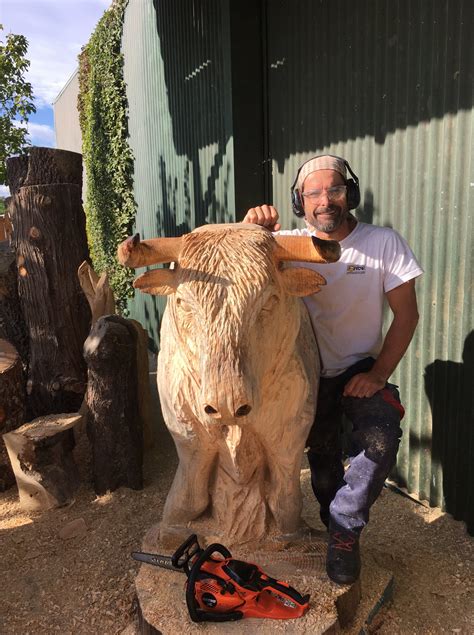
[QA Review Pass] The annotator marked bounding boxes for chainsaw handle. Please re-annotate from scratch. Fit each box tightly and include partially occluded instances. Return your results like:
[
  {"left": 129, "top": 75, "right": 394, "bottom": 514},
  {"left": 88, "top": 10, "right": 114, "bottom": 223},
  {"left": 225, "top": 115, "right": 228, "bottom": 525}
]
[
  {"left": 262, "top": 577, "right": 310, "bottom": 607},
  {"left": 186, "top": 542, "right": 243, "bottom": 623},
  {"left": 171, "top": 534, "right": 201, "bottom": 571}
]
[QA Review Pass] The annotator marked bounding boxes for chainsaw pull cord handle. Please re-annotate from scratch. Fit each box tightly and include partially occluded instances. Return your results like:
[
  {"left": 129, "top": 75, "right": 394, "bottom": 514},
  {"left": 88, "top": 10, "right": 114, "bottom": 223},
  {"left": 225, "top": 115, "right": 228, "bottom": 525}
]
[{"left": 186, "top": 543, "right": 244, "bottom": 623}]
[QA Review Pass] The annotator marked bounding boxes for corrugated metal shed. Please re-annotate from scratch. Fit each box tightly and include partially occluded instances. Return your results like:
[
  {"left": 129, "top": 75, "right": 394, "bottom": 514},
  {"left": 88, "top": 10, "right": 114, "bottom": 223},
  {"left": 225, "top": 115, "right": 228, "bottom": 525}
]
[
  {"left": 266, "top": 0, "right": 473, "bottom": 529},
  {"left": 120, "top": 0, "right": 473, "bottom": 530},
  {"left": 122, "top": 0, "right": 236, "bottom": 341}
]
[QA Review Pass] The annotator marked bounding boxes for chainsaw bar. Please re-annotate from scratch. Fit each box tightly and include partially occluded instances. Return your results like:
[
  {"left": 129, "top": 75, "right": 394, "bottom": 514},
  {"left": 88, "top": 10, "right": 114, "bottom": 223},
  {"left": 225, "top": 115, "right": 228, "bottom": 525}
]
[{"left": 131, "top": 551, "right": 185, "bottom": 572}]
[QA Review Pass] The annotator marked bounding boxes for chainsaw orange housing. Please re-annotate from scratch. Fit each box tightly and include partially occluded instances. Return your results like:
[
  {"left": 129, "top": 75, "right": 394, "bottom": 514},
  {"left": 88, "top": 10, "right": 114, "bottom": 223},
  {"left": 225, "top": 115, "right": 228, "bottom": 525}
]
[{"left": 191, "top": 557, "right": 310, "bottom": 620}]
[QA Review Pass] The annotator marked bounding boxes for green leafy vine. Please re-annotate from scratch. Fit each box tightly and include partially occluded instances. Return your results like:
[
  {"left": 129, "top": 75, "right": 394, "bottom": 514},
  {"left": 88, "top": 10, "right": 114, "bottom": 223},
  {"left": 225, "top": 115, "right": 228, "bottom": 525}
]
[{"left": 78, "top": 0, "right": 135, "bottom": 313}]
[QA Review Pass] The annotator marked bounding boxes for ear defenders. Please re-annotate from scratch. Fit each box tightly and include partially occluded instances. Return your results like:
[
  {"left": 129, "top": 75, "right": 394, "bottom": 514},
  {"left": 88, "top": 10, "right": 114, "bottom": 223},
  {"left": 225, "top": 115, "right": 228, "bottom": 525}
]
[{"left": 290, "top": 155, "right": 360, "bottom": 217}]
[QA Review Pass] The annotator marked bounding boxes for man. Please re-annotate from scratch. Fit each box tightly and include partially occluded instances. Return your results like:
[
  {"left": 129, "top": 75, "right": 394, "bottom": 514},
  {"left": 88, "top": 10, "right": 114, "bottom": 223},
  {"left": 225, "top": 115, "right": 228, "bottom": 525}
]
[{"left": 242, "top": 155, "right": 423, "bottom": 585}]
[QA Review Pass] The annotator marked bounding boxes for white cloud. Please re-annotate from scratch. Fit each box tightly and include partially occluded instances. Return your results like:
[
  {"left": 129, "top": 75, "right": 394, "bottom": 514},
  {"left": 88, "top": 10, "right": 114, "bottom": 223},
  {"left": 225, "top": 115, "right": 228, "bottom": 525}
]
[
  {"left": 27, "top": 122, "right": 56, "bottom": 146},
  {"left": 1, "top": 1, "right": 110, "bottom": 105},
  {"left": 13, "top": 119, "right": 56, "bottom": 147},
  {"left": 0, "top": 185, "right": 10, "bottom": 198}
]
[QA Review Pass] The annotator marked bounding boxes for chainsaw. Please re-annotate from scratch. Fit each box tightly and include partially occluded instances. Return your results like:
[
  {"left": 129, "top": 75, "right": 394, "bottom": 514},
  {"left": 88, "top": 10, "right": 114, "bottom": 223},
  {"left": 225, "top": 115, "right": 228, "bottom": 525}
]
[{"left": 132, "top": 533, "right": 310, "bottom": 623}]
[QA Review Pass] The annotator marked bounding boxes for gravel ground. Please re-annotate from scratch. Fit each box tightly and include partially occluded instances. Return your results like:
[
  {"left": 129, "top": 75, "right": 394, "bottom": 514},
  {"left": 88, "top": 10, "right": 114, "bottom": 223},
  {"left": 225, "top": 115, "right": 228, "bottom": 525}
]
[{"left": 1, "top": 370, "right": 473, "bottom": 634}]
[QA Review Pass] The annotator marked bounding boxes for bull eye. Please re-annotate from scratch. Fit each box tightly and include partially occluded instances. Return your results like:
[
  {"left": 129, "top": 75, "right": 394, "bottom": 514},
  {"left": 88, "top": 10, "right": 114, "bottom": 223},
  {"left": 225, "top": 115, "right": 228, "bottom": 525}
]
[
  {"left": 261, "top": 294, "right": 279, "bottom": 313},
  {"left": 176, "top": 297, "right": 192, "bottom": 313}
]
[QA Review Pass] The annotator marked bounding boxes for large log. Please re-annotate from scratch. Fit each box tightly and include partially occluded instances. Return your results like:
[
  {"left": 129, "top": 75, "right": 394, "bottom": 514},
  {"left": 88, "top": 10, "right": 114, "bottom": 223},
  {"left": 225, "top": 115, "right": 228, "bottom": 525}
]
[
  {"left": 3, "top": 413, "right": 81, "bottom": 509},
  {"left": 6, "top": 148, "right": 91, "bottom": 418},
  {"left": 84, "top": 315, "right": 143, "bottom": 495},
  {"left": 0, "top": 339, "right": 25, "bottom": 490}
]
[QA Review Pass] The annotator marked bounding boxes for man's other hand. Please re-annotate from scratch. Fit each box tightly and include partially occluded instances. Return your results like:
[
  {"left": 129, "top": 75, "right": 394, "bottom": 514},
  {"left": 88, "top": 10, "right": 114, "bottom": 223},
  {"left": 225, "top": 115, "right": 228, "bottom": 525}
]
[
  {"left": 242, "top": 205, "right": 281, "bottom": 231},
  {"left": 343, "top": 371, "right": 386, "bottom": 399}
]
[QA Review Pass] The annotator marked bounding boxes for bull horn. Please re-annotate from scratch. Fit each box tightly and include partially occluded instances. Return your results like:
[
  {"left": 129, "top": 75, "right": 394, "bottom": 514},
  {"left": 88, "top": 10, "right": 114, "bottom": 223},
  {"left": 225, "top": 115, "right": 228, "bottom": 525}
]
[
  {"left": 274, "top": 235, "right": 341, "bottom": 264},
  {"left": 117, "top": 234, "right": 184, "bottom": 269}
]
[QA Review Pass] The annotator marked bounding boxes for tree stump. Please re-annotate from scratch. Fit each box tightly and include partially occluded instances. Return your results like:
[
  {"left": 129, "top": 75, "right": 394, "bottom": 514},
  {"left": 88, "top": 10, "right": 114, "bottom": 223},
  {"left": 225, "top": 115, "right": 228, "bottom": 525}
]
[
  {"left": 84, "top": 315, "right": 143, "bottom": 495},
  {"left": 3, "top": 413, "right": 81, "bottom": 510},
  {"left": 78, "top": 262, "right": 154, "bottom": 448},
  {"left": 6, "top": 148, "right": 91, "bottom": 418},
  {"left": 0, "top": 339, "right": 26, "bottom": 490}
]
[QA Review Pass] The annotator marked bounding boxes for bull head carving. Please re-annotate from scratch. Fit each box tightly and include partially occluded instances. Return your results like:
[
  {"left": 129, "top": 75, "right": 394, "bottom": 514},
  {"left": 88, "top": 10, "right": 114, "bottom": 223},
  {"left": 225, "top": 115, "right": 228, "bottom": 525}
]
[{"left": 117, "top": 224, "right": 340, "bottom": 298}]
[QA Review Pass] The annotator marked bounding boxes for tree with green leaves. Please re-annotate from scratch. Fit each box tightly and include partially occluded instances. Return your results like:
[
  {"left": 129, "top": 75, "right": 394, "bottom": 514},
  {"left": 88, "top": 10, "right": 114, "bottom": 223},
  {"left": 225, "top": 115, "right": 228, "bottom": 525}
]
[{"left": 0, "top": 24, "right": 36, "bottom": 185}]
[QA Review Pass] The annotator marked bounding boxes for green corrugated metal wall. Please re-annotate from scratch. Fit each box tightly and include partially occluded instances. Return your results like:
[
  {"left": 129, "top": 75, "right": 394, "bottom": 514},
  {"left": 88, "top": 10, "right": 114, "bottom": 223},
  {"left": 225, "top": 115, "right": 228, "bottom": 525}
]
[
  {"left": 266, "top": 0, "right": 473, "bottom": 531},
  {"left": 121, "top": 0, "right": 473, "bottom": 531},
  {"left": 122, "top": 0, "right": 236, "bottom": 339}
]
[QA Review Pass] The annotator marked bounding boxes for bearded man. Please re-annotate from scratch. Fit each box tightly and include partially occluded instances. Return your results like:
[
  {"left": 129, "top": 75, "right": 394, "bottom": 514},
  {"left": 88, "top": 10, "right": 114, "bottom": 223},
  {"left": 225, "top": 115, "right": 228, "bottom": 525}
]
[{"left": 242, "top": 155, "right": 423, "bottom": 585}]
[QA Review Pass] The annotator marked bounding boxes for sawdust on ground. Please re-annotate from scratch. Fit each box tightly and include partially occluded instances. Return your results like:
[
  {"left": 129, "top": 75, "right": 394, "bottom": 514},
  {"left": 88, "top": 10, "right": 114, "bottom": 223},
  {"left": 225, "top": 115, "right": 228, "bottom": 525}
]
[{"left": 0, "top": 370, "right": 473, "bottom": 634}]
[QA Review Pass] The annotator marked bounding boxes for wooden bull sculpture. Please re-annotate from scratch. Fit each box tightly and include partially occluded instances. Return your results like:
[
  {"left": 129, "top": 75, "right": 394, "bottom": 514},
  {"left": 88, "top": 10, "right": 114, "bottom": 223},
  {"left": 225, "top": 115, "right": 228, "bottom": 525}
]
[{"left": 118, "top": 224, "right": 340, "bottom": 545}]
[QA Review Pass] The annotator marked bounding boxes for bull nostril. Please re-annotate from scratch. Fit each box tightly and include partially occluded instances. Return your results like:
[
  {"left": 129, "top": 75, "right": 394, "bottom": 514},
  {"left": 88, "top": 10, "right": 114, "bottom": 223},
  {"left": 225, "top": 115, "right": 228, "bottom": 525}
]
[
  {"left": 204, "top": 405, "right": 219, "bottom": 415},
  {"left": 235, "top": 404, "right": 252, "bottom": 417}
]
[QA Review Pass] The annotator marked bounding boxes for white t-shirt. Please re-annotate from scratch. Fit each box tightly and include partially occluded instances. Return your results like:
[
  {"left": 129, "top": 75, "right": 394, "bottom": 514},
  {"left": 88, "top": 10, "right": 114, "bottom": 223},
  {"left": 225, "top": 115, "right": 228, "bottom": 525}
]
[{"left": 278, "top": 222, "right": 424, "bottom": 377}]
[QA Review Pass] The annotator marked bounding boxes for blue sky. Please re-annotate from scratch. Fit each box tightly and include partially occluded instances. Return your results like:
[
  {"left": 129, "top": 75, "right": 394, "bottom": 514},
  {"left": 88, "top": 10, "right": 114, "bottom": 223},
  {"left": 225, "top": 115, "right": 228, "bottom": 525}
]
[{"left": 1, "top": 0, "right": 109, "bottom": 192}]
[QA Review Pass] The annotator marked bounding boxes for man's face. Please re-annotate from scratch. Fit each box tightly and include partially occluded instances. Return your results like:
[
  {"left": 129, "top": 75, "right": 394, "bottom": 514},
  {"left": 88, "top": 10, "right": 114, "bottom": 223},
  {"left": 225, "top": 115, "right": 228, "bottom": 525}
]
[{"left": 302, "top": 169, "right": 348, "bottom": 233}]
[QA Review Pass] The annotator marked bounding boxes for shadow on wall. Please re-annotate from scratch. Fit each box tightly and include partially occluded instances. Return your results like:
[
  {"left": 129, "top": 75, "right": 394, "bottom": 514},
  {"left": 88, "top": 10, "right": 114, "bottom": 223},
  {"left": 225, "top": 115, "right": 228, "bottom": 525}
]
[
  {"left": 266, "top": 0, "right": 473, "bottom": 171},
  {"left": 152, "top": 0, "right": 231, "bottom": 227},
  {"left": 423, "top": 330, "right": 474, "bottom": 535},
  {"left": 355, "top": 188, "right": 375, "bottom": 225}
]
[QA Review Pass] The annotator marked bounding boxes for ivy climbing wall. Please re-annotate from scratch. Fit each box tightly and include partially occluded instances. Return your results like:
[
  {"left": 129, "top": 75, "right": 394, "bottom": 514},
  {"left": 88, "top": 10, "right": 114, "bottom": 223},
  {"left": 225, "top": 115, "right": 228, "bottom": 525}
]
[{"left": 78, "top": 0, "right": 136, "bottom": 313}]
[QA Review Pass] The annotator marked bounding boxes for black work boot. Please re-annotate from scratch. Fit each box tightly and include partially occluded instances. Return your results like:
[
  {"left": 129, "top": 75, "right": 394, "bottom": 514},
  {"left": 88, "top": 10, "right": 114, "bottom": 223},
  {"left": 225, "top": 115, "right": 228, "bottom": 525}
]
[{"left": 326, "top": 524, "right": 361, "bottom": 585}]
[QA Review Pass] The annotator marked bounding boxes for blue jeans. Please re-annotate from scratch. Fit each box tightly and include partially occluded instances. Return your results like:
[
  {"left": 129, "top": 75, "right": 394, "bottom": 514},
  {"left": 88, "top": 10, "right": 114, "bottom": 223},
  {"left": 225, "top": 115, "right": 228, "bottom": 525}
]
[{"left": 306, "top": 357, "right": 404, "bottom": 533}]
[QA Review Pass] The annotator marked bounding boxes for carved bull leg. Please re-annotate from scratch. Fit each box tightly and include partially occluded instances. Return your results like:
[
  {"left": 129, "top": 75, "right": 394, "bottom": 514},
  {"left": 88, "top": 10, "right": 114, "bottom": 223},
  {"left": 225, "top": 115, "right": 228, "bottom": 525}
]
[
  {"left": 266, "top": 453, "right": 306, "bottom": 536},
  {"left": 161, "top": 435, "right": 217, "bottom": 528}
]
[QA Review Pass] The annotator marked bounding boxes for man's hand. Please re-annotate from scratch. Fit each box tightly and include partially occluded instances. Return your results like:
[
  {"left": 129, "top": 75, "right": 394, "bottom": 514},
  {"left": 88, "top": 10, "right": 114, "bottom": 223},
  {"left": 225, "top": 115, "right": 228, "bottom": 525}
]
[
  {"left": 343, "top": 370, "right": 386, "bottom": 399},
  {"left": 242, "top": 205, "right": 281, "bottom": 231}
]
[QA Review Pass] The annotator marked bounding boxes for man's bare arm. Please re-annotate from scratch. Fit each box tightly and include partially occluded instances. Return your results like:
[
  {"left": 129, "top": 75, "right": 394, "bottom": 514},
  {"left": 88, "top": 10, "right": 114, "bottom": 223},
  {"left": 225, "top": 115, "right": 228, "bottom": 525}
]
[{"left": 343, "top": 278, "right": 420, "bottom": 398}]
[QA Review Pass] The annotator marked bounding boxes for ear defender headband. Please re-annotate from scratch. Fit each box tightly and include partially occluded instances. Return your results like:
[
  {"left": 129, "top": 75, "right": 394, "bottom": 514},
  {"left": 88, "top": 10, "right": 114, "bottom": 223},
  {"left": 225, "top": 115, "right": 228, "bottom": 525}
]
[{"left": 290, "top": 155, "right": 361, "bottom": 217}]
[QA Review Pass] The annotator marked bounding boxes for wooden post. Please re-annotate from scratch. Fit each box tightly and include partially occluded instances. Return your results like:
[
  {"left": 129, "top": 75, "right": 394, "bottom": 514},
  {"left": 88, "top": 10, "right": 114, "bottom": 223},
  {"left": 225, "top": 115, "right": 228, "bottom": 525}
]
[
  {"left": 3, "top": 413, "right": 81, "bottom": 509},
  {"left": 0, "top": 339, "right": 25, "bottom": 490},
  {"left": 6, "top": 148, "right": 91, "bottom": 418},
  {"left": 84, "top": 315, "right": 143, "bottom": 495}
]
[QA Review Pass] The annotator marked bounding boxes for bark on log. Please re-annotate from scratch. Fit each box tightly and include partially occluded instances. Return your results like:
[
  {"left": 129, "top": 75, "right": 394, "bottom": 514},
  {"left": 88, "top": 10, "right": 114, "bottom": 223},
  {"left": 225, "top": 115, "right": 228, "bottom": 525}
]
[
  {"left": 0, "top": 242, "right": 29, "bottom": 365},
  {"left": 5, "top": 155, "right": 29, "bottom": 196},
  {"left": 84, "top": 315, "right": 143, "bottom": 495},
  {"left": 7, "top": 148, "right": 91, "bottom": 418},
  {"left": 3, "top": 413, "right": 81, "bottom": 510},
  {"left": 0, "top": 340, "right": 26, "bottom": 490},
  {"left": 129, "top": 319, "right": 154, "bottom": 449}
]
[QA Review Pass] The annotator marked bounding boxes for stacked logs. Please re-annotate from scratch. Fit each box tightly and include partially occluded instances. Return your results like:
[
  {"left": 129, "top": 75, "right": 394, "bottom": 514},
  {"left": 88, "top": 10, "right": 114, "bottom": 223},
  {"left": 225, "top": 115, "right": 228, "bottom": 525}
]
[{"left": 1, "top": 147, "right": 148, "bottom": 509}]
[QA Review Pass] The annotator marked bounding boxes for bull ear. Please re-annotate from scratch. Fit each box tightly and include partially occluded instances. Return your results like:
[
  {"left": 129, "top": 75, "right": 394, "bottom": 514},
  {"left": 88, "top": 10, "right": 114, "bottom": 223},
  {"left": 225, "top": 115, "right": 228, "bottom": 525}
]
[
  {"left": 133, "top": 268, "right": 178, "bottom": 296},
  {"left": 279, "top": 267, "right": 326, "bottom": 297}
]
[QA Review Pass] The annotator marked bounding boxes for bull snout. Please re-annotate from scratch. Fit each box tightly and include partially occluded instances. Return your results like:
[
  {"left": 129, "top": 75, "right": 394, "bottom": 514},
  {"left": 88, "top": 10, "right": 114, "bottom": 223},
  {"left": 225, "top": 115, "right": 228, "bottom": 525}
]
[
  {"left": 203, "top": 402, "right": 252, "bottom": 419},
  {"left": 202, "top": 378, "right": 254, "bottom": 422}
]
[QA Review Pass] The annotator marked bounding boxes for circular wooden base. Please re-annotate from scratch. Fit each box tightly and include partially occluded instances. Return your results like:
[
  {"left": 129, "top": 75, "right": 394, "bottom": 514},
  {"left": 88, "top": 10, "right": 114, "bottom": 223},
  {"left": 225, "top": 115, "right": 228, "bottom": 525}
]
[{"left": 133, "top": 523, "right": 393, "bottom": 634}]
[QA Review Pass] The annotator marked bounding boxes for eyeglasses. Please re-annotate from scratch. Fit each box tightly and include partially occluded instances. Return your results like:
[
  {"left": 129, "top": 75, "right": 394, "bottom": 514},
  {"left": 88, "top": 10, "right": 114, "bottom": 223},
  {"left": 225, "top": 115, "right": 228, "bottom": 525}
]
[{"left": 301, "top": 185, "right": 347, "bottom": 202}]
